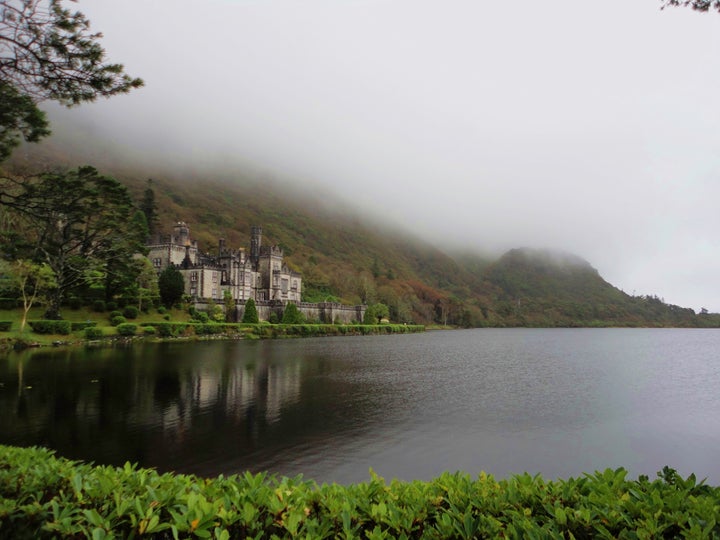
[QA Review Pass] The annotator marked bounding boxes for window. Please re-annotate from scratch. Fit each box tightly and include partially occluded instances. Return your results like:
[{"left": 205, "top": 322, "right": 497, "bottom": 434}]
[
  {"left": 152, "top": 258, "right": 162, "bottom": 268},
  {"left": 281, "top": 279, "right": 289, "bottom": 293},
  {"left": 212, "top": 272, "right": 218, "bottom": 283},
  {"left": 190, "top": 272, "right": 198, "bottom": 282}
]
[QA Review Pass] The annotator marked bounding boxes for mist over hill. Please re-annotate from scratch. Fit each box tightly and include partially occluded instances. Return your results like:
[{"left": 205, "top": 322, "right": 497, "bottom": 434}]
[{"left": 3, "top": 140, "right": 718, "bottom": 328}]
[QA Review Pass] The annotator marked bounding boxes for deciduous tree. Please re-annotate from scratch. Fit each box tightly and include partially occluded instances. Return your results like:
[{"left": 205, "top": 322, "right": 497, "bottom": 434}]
[
  {"left": 363, "top": 302, "right": 389, "bottom": 325},
  {"left": 1, "top": 166, "right": 140, "bottom": 318},
  {"left": 0, "top": 259, "right": 56, "bottom": 331},
  {"left": 223, "top": 289, "right": 236, "bottom": 322}
]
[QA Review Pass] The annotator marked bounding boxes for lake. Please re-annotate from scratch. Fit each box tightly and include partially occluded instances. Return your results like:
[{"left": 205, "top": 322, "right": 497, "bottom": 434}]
[{"left": 1, "top": 328, "right": 719, "bottom": 484}]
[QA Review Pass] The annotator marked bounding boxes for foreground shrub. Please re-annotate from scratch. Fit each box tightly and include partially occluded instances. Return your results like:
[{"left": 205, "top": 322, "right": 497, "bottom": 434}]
[
  {"left": 142, "top": 325, "right": 156, "bottom": 335},
  {"left": 0, "top": 445, "right": 718, "bottom": 539},
  {"left": 92, "top": 300, "right": 106, "bottom": 312},
  {"left": 0, "top": 321, "right": 11, "bottom": 331}
]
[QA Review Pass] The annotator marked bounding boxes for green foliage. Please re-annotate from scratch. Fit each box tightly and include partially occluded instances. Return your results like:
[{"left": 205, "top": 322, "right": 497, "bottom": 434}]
[
  {"left": 84, "top": 327, "right": 103, "bottom": 339},
  {"left": 106, "top": 301, "right": 118, "bottom": 311},
  {"left": 0, "top": 82, "right": 50, "bottom": 161},
  {"left": 0, "top": 259, "right": 57, "bottom": 332},
  {"left": 0, "top": 0, "right": 142, "bottom": 160},
  {"left": 1, "top": 167, "right": 143, "bottom": 319},
  {"left": 191, "top": 310, "right": 210, "bottom": 323},
  {"left": 122, "top": 306, "right": 139, "bottom": 319},
  {"left": 115, "top": 323, "right": 137, "bottom": 336},
  {"left": 223, "top": 289, "right": 236, "bottom": 322},
  {"left": 110, "top": 315, "right": 126, "bottom": 327},
  {"left": 0, "top": 446, "right": 718, "bottom": 539},
  {"left": 281, "top": 302, "right": 305, "bottom": 324},
  {"left": 158, "top": 265, "right": 185, "bottom": 308},
  {"left": 70, "top": 321, "right": 96, "bottom": 331},
  {"left": 92, "top": 300, "right": 106, "bottom": 312},
  {"left": 28, "top": 320, "right": 71, "bottom": 335},
  {"left": 0, "top": 298, "right": 20, "bottom": 309},
  {"left": 0, "top": 321, "right": 12, "bottom": 331},
  {"left": 242, "top": 298, "right": 259, "bottom": 323},
  {"left": 142, "top": 325, "right": 156, "bottom": 335},
  {"left": 154, "top": 322, "right": 189, "bottom": 337},
  {"left": 267, "top": 312, "right": 279, "bottom": 324},
  {"left": 364, "top": 303, "right": 390, "bottom": 325}
]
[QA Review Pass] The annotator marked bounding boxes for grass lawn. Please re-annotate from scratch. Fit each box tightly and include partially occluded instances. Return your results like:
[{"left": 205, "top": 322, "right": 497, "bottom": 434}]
[{"left": 0, "top": 305, "right": 193, "bottom": 346}]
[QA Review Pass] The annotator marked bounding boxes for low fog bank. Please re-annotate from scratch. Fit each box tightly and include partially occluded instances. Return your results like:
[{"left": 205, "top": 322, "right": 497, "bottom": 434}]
[
  {"left": 23, "top": 108, "right": 718, "bottom": 314},
  {"left": 11, "top": 0, "right": 720, "bottom": 312}
]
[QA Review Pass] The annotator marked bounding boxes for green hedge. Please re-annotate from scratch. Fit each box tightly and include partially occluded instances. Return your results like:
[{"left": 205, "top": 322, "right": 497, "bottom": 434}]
[
  {"left": 28, "top": 320, "right": 71, "bottom": 335},
  {"left": 0, "top": 321, "right": 12, "bottom": 332},
  {"left": 70, "top": 321, "right": 97, "bottom": 331},
  {"left": 0, "top": 297, "right": 20, "bottom": 309},
  {"left": 0, "top": 445, "right": 718, "bottom": 539},
  {"left": 142, "top": 323, "right": 425, "bottom": 340},
  {"left": 154, "top": 322, "right": 190, "bottom": 337}
]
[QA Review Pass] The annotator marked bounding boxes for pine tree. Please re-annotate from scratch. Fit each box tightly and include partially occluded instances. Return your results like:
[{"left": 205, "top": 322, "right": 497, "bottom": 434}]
[
  {"left": 242, "top": 298, "right": 259, "bottom": 323},
  {"left": 140, "top": 179, "right": 159, "bottom": 240}
]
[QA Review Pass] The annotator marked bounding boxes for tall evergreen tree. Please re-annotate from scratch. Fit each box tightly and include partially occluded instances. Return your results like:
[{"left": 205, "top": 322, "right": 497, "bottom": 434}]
[
  {"left": 140, "top": 179, "right": 158, "bottom": 240},
  {"left": 242, "top": 298, "right": 259, "bottom": 323},
  {"left": 158, "top": 265, "right": 185, "bottom": 308}
]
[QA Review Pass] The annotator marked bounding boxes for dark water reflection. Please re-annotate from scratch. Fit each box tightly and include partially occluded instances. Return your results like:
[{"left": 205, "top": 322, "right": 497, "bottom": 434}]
[{"left": 1, "top": 329, "right": 719, "bottom": 484}]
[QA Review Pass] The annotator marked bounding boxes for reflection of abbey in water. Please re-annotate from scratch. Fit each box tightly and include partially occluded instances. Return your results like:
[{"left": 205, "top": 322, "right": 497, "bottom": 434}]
[{"left": 148, "top": 222, "right": 365, "bottom": 322}]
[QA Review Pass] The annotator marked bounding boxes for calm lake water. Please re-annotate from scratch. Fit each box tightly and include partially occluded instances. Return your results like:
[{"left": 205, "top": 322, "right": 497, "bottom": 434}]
[{"left": 1, "top": 329, "right": 719, "bottom": 484}]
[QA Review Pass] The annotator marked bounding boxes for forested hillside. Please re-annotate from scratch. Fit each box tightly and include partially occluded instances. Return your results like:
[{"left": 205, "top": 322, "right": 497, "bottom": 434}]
[{"left": 3, "top": 147, "right": 719, "bottom": 328}]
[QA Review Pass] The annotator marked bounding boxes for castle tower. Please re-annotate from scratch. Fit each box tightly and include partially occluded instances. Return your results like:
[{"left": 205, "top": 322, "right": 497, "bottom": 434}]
[
  {"left": 173, "top": 222, "right": 191, "bottom": 246},
  {"left": 250, "top": 225, "right": 262, "bottom": 267}
]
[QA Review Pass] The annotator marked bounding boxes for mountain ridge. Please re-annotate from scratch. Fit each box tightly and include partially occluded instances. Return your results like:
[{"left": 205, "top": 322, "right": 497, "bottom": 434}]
[{"left": 3, "top": 142, "right": 718, "bottom": 327}]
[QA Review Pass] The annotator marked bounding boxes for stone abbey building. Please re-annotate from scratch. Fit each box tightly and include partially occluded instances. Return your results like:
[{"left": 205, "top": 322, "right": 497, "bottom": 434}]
[
  {"left": 148, "top": 222, "right": 302, "bottom": 303},
  {"left": 148, "top": 222, "right": 364, "bottom": 323}
]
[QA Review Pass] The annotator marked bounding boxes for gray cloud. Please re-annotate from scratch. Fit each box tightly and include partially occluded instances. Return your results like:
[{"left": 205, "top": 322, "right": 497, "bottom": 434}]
[{"left": 44, "top": 0, "right": 720, "bottom": 311}]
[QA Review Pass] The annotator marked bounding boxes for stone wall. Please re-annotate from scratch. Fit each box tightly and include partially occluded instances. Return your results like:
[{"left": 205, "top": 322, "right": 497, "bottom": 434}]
[{"left": 192, "top": 299, "right": 365, "bottom": 324}]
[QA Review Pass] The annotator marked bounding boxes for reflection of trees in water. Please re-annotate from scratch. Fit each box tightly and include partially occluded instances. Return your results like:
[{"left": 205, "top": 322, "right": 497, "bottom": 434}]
[{"left": 0, "top": 341, "right": 376, "bottom": 475}]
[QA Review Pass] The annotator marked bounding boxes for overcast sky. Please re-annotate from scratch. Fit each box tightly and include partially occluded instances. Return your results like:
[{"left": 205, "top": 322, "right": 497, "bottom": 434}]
[{"left": 46, "top": 0, "right": 720, "bottom": 311}]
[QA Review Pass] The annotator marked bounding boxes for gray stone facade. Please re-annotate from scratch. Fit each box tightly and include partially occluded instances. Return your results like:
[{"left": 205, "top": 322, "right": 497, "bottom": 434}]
[{"left": 148, "top": 222, "right": 365, "bottom": 322}]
